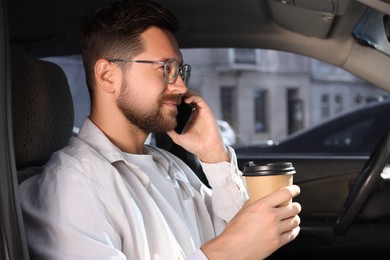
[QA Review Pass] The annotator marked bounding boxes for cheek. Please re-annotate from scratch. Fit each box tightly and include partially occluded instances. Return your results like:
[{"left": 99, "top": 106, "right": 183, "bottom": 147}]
[
  {"left": 121, "top": 86, "right": 160, "bottom": 115},
  {"left": 133, "top": 85, "right": 161, "bottom": 108},
  {"left": 123, "top": 68, "right": 167, "bottom": 109},
  {"left": 128, "top": 68, "right": 165, "bottom": 95},
  {"left": 131, "top": 64, "right": 165, "bottom": 87}
]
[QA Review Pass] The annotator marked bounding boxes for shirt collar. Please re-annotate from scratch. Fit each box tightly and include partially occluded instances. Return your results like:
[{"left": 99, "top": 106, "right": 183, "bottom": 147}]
[
  {"left": 76, "top": 118, "right": 172, "bottom": 170},
  {"left": 77, "top": 118, "right": 125, "bottom": 163}
]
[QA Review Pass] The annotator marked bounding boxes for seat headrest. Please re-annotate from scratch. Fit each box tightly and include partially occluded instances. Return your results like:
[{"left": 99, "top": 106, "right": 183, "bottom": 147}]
[{"left": 12, "top": 56, "right": 74, "bottom": 171}]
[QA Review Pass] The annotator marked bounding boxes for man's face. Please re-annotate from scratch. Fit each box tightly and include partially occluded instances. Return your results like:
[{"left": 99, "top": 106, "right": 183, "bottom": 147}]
[{"left": 116, "top": 27, "right": 187, "bottom": 133}]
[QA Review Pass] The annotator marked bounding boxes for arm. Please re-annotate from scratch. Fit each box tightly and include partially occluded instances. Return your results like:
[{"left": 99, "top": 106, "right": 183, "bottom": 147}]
[
  {"left": 167, "top": 92, "right": 247, "bottom": 221},
  {"left": 199, "top": 147, "right": 248, "bottom": 223},
  {"left": 167, "top": 93, "right": 302, "bottom": 259}
]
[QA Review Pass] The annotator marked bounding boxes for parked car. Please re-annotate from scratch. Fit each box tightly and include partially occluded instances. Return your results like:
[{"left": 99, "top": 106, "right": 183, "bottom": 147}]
[
  {"left": 217, "top": 120, "right": 237, "bottom": 146},
  {"left": 234, "top": 99, "right": 390, "bottom": 156},
  {"left": 2, "top": 0, "right": 390, "bottom": 259}
]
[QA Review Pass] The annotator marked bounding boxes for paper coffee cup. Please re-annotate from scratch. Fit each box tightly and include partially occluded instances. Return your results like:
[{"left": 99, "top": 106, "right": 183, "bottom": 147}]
[{"left": 243, "top": 161, "right": 295, "bottom": 206}]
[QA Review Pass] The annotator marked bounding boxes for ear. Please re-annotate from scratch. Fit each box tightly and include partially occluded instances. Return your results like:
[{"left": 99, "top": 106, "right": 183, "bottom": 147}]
[{"left": 94, "top": 59, "right": 118, "bottom": 94}]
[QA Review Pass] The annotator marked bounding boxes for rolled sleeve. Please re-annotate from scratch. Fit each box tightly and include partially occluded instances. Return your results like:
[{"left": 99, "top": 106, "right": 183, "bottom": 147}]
[{"left": 200, "top": 147, "right": 248, "bottom": 222}]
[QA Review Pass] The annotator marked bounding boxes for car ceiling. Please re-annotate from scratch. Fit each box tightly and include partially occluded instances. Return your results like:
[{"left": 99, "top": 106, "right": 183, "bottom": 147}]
[{"left": 6, "top": 0, "right": 390, "bottom": 92}]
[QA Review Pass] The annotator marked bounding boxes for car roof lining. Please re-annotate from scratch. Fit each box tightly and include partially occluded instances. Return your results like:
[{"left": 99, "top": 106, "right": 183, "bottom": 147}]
[
  {"left": 357, "top": 0, "right": 390, "bottom": 15},
  {"left": 6, "top": 0, "right": 390, "bottom": 92}
]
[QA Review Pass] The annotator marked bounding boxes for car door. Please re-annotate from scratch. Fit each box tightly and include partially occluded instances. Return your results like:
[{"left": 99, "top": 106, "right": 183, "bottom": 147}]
[
  {"left": 236, "top": 131, "right": 390, "bottom": 258},
  {"left": 0, "top": 0, "right": 29, "bottom": 258},
  {"left": 236, "top": 156, "right": 363, "bottom": 256}
]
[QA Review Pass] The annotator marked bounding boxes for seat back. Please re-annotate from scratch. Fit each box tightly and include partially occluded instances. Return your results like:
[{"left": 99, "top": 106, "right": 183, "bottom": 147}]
[{"left": 12, "top": 56, "right": 74, "bottom": 183}]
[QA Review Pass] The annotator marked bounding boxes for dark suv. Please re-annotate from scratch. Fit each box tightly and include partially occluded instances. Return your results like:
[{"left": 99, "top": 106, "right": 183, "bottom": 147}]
[{"left": 234, "top": 99, "right": 390, "bottom": 156}]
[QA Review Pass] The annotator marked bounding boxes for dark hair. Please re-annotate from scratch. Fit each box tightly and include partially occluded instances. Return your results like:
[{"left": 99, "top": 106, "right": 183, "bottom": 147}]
[{"left": 80, "top": 0, "right": 179, "bottom": 98}]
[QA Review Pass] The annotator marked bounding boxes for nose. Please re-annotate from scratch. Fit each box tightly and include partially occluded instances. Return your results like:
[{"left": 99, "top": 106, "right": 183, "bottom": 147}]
[{"left": 167, "top": 76, "right": 188, "bottom": 94}]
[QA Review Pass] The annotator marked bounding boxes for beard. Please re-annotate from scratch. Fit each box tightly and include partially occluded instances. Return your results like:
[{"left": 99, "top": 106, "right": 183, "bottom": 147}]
[{"left": 117, "top": 79, "right": 181, "bottom": 134}]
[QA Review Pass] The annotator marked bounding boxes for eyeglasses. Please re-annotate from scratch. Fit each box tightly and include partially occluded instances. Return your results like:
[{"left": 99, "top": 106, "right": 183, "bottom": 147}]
[{"left": 107, "top": 58, "right": 191, "bottom": 86}]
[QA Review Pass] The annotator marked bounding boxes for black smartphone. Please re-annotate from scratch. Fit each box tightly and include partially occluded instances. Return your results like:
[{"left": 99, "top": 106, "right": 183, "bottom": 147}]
[{"left": 174, "top": 101, "right": 196, "bottom": 134}]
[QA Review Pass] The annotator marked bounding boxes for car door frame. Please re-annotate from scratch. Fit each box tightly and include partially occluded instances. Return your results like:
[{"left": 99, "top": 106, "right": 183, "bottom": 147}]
[{"left": 0, "top": 0, "right": 29, "bottom": 258}]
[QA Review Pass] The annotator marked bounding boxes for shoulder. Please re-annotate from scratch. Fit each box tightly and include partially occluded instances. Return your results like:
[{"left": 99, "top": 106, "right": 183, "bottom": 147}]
[
  {"left": 46, "top": 137, "right": 110, "bottom": 177},
  {"left": 23, "top": 137, "right": 119, "bottom": 197},
  {"left": 19, "top": 137, "right": 124, "bottom": 216}
]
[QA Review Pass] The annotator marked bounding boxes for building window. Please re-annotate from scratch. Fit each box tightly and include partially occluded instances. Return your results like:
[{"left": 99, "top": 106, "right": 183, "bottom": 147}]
[
  {"left": 287, "top": 88, "right": 304, "bottom": 134},
  {"left": 355, "top": 94, "right": 363, "bottom": 105},
  {"left": 234, "top": 48, "right": 257, "bottom": 64},
  {"left": 225, "top": 48, "right": 260, "bottom": 65},
  {"left": 254, "top": 89, "right": 267, "bottom": 133},
  {"left": 334, "top": 94, "right": 343, "bottom": 114},
  {"left": 321, "top": 94, "right": 330, "bottom": 119},
  {"left": 220, "top": 87, "right": 236, "bottom": 127}
]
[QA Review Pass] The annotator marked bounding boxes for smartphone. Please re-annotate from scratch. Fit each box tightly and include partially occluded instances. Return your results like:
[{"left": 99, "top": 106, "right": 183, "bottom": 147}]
[{"left": 174, "top": 101, "right": 196, "bottom": 134}]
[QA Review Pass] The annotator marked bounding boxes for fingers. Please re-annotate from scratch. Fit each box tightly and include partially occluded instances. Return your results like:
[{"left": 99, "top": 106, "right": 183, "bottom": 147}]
[
  {"left": 280, "top": 225, "right": 301, "bottom": 247},
  {"left": 183, "top": 89, "right": 201, "bottom": 103},
  {"left": 280, "top": 212, "right": 301, "bottom": 233},
  {"left": 249, "top": 185, "right": 302, "bottom": 233},
  {"left": 256, "top": 185, "right": 301, "bottom": 208},
  {"left": 183, "top": 92, "right": 212, "bottom": 115},
  {"left": 271, "top": 206, "right": 302, "bottom": 248},
  {"left": 213, "top": 189, "right": 302, "bottom": 259},
  {"left": 168, "top": 92, "right": 228, "bottom": 162}
]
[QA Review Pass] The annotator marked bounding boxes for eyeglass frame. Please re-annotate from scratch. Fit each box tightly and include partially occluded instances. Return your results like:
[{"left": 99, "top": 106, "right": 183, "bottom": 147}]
[{"left": 107, "top": 58, "right": 191, "bottom": 86}]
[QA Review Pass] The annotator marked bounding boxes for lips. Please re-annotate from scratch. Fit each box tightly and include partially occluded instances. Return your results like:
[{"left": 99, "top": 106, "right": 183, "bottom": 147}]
[{"left": 164, "top": 102, "right": 178, "bottom": 109}]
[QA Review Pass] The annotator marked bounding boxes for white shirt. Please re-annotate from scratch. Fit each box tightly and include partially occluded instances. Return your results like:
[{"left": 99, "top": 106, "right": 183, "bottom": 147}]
[{"left": 19, "top": 118, "right": 248, "bottom": 259}]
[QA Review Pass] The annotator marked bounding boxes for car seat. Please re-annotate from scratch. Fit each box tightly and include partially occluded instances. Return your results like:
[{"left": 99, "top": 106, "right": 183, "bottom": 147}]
[{"left": 12, "top": 56, "right": 74, "bottom": 183}]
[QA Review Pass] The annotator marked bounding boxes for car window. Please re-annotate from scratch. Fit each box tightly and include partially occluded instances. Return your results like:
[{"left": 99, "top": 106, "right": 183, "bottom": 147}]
[{"left": 43, "top": 48, "right": 390, "bottom": 156}]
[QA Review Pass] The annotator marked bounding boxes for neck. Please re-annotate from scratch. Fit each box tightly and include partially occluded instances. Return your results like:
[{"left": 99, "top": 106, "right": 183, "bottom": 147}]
[{"left": 89, "top": 109, "right": 148, "bottom": 154}]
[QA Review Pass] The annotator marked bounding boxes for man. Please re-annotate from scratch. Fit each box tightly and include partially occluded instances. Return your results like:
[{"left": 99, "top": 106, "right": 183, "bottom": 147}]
[{"left": 20, "top": 0, "right": 301, "bottom": 259}]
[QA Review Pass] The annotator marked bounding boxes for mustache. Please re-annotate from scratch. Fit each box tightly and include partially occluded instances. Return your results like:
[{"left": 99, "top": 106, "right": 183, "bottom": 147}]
[{"left": 161, "top": 94, "right": 183, "bottom": 105}]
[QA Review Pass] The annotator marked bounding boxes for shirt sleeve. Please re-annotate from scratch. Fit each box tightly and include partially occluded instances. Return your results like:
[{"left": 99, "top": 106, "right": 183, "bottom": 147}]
[
  {"left": 186, "top": 249, "right": 209, "bottom": 260},
  {"left": 200, "top": 146, "right": 248, "bottom": 223}
]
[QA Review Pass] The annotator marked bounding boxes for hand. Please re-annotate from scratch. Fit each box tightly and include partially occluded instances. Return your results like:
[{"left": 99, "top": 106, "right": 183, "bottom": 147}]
[
  {"left": 201, "top": 185, "right": 302, "bottom": 260},
  {"left": 167, "top": 91, "right": 228, "bottom": 163}
]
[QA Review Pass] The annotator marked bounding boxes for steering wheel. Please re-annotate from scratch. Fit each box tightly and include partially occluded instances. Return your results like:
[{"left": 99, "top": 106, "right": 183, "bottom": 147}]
[{"left": 334, "top": 129, "right": 390, "bottom": 236}]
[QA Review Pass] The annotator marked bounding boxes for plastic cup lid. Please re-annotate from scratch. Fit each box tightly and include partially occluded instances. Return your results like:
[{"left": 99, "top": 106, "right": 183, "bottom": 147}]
[{"left": 243, "top": 161, "right": 295, "bottom": 176}]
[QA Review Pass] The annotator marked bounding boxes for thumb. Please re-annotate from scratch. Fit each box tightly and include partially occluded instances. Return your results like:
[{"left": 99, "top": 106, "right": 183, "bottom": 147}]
[{"left": 262, "top": 185, "right": 301, "bottom": 207}]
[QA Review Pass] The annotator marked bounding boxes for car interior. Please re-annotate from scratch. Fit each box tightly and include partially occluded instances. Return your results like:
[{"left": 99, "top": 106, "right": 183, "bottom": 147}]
[
  {"left": 10, "top": 55, "right": 75, "bottom": 260},
  {"left": 2, "top": 0, "right": 390, "bottom": 259},
  {"left": 12, "top": 56, "right": 74, "bottom": 184}
]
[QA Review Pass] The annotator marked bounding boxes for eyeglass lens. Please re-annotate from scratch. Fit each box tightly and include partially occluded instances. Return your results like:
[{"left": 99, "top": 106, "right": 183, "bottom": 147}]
[
  {"left": 181, "top": 65, "right": 191, "bottom": 86},
  {"left": 165, "top": 59, "right": 191, "bottom": 85}
]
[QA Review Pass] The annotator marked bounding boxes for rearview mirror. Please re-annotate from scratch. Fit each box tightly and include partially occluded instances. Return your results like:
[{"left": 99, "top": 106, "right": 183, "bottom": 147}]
[
  {"left": 384, "top": 15, "right": 390, "bottom": 43},
  {"left": 353, "top": 8, "right": 390, "bottom": 56}
]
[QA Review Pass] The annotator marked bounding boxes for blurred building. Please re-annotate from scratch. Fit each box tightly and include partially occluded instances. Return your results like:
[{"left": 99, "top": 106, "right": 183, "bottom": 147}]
[
  {"left": 46, "top": 48, "right": 387, "bottom": 145},
  {"left": 182, "top": 48, "right": 387, "bottom": 145}
]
